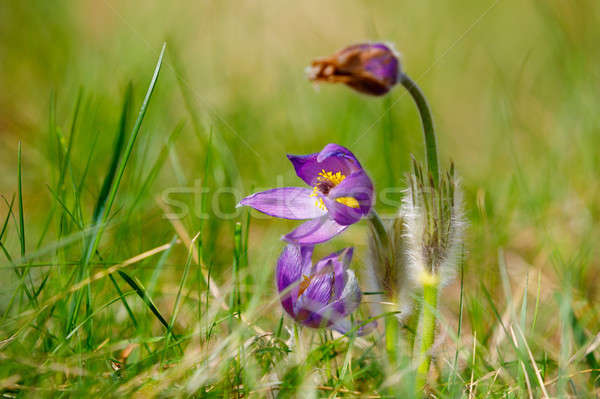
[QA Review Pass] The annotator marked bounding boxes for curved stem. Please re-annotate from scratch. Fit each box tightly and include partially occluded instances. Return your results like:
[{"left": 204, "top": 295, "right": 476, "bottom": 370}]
[{"left": 399, "top": 73, "right": 439, "bottom": 186}]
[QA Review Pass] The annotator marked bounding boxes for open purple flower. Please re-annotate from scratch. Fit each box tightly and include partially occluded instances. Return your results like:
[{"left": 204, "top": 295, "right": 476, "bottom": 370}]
[
  {"left": 238, "top": 143, "right": 373, "bottom": 245},
  {"left": 276, "top": 244, "right": 374, "bottom": 335},
  {"left": 308, "top": 42, "right": 400, "bottom": 96}
]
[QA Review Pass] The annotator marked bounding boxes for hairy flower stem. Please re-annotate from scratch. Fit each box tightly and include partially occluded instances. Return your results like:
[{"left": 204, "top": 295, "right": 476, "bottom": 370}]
[
  {"left": 294, "top": 324, "right": 303, "bottom": 361},
  {"left": 367, "top": 211, "right": 399, "bottom": 365},
  {"left": 385, "top": 306, "right": 399, "bottom": 367},
  {"left": 399, "top": 73, "right": 439, "bottom": 186},
  {"left": 415, "top": 274, "right": 439, "bottom": 394}
]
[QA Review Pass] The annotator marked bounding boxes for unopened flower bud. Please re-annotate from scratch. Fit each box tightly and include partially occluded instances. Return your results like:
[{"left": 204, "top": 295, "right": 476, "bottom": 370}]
[
  {"left": 308, "top": 42, "right": 401, "bottom": 96},
  {"left": 367, "top": 217, "right": 405, "bottom": 293},
  {"left": 402, "top": 160, "right": 465, "bottom": 287}
]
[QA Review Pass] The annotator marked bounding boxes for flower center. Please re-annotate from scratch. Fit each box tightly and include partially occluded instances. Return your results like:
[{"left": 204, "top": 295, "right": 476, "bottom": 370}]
[{"left": 310, "top": 169, "right": 360, "bottom": 210}]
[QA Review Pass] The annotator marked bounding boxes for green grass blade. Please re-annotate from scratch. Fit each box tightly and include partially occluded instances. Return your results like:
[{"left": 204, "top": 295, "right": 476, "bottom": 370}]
[
  {"left": 148, "top": 235, "right": 178, "bottom": 297},
  {"left": 161, "top": 233, "right": 198, "bottom": 362},
  {"left": 57, "top": 89, "right": 83, "bottom": 194},
  {"left": 168, "top": 233, "right": 198, "bottom": 332},
  {"left": 232, "top": 222, "right": 242, "bottom": 317},
  {"left": 117, "top": 270, "right": 170, "bottom": 330},
  {"left": 448, "top": 248, "right": 465, "bottom": 393},
  {"left": 17, "top": 142, "right": 25, "bottom": 258},
  {"left": 83, "top": 42, "right": 166, "bottom": 267},
  {"left": 53, "top": 291, "right": 134, "bottom": 353},
  {"left": 0, "top": 194, "right": 15, "bottom": 243},
  {"left": 92, "top": 84, "right": 132, "bottom": 223},
  {"left": 569, "top": 306, "right": 600, "bottom": 381},
  {"left": 45, "top": 184, "right": 82, "bottom": 229}
]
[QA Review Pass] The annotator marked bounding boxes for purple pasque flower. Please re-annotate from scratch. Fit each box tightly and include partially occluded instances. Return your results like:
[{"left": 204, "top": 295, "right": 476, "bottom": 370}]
[
  {"left": 308, "top": 42, "right": 400, "bottom": 96},
  {"left": 238, "top": 143, "right": 374, "bottom": 245},
  {"left": 276, "top": 244, "right": 373, "bottom": 335}
]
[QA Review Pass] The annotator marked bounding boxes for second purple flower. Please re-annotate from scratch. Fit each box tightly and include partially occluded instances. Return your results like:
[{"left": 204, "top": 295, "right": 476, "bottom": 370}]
[{"left": 276, "top": 244, "right": 373, "bottom": 335}]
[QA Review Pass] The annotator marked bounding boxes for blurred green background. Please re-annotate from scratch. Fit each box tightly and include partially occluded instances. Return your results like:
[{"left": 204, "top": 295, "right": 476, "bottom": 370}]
[
  {"left": 2, "top": 0, "right": 599, "bottom": 286},
  {"left": 1, "top": 0, "right": 599, "bottom": 395}
]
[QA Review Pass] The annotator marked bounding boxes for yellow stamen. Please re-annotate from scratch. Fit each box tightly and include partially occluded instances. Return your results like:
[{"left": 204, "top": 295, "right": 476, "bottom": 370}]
[
  {"left": 317, "top": 170, "right": 346, "bottom": 186},
  {"left": 310, "top": 169, "right": 359, "bottom": 210},
  {"left": 335, "top": 196, "right": 360, "bottom": 209}
]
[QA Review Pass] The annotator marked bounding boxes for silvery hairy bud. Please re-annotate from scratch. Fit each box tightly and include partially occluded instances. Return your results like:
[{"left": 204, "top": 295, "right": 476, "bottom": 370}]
[
  {"left": 366, "top": 216, "right": 413, "bottom": 317},
  {"left": 403, "top": 159, "right": 465, "bottom": 288}
]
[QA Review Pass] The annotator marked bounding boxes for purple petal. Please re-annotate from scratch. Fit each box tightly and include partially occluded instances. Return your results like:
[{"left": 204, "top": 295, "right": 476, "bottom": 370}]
[
  {"left": 286, "top": 153, "right": 351, "bottom": 187},
  {"left": 314, "top": 247, "right": 353, "bottom": 274},
  {"left": 283, "top": 216, "right": 348, "bottom": 245},
  {"left": 294, "top": 273, "right": 334, "bottom": 328},
  {"left": 287, "top": 144, "right": 363, "bottom": 187},
  {"left": 238, "top": 187, "right": 326, "bottom": 219},
  {"left": 314, "top": 248, "right": 353, "bottom": 301},
  {"left": 323, "top": 196, "right": 363, "bottom": 226},
  {"left": 361, "top": 44, "right": 399, "bottom": 87},
  {"left": 319, "top": 269, "right": 362, "bottom": 322},
  {"left": 328, "top": 171, "right": 374, "bottom": 215},
  {"left": 317, "top": 144, "right": 362, "bottom": 171},
  {"left": 276, "top": 245, "right": 313, "bottom": 317},
  {"left": 322, "top": 171, "right": 373, "bottom": 226}
]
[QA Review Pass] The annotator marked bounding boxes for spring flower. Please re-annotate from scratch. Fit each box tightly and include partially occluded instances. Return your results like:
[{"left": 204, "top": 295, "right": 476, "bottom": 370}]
[
  {"left": 238, "top": 143, "right": 373, "bottom": 245},
  {"left": 307, "top": 42, "right": 400, "bottom": 96},
  {"left": 276, "top": 244, "right": 373, "bottom": 335}
]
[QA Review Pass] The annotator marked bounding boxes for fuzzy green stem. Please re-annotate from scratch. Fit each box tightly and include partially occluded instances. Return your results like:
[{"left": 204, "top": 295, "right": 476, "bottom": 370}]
[
  {"left": 293, "top": 324, "right": 303, "bottom": 361},
  {"left": 368, "top": 211, "right": 398, "bottom": 366},
  {"left": 415, "top": 276, "right": 439, "bottom": 394},
  {"left": 385, "top": 309, "right": 398, "bottom": 367},
  {"left": 399, "top": 73, "right": 439, "bottom": 186}
]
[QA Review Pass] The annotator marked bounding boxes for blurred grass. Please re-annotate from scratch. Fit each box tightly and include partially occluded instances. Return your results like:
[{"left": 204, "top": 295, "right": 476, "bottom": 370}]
[{"left": 1, "top": 0, "right": 599, "bottom": 397}]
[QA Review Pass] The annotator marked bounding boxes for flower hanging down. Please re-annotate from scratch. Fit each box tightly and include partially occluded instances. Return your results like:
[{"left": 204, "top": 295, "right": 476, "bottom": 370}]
[
  {"left": 238, "top": 143, "right": 373, "bottom": 245},
  {"left": 307, "top": 43, "right": 400, "bottom": 96},
  {"left": 276, "top": 244, "right": 374, "bottom": 335}
]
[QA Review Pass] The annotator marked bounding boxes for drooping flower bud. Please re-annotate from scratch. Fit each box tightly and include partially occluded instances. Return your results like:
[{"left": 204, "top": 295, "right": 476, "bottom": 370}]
[
  {"left": 402, "top": 159, "right": 465, "bottom": 287},
  {"left": 307, "top": 42, "right": 400, "bottom": 96}
]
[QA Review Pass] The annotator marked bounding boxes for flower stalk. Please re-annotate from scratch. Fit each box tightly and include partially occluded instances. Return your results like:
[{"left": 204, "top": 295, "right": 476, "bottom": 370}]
[
  {"left": 415, "top": 272, "right": 439, "bottom": 393},
  {"left": 385, "top": 305, "right": 399, "bottom": 367},
  {"left": 399, "top": 73, "right": 439, "bottom": 186}
]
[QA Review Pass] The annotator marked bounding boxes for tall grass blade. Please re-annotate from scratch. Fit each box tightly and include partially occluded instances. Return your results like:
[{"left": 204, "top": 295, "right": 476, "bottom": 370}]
[
  {"left": 83, "top": 42, "right": 166, "bottom": 267},
  {"left": 92, "top": 84, "right": 132, "bottom": 223},
  {"left": 17, "top": 142, "right": 25, "bottom": 258},
  {"left": 67, "top": 44, "right": 167, "bottom": 335},
  {"left": 117, "top": 270, "right": 170, "bottom": 330}
]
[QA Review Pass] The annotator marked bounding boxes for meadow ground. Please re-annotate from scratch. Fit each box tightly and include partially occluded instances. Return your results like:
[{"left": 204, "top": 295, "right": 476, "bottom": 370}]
[{"left": 1, "top": 0, "right": 599, "bottom": 397}]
